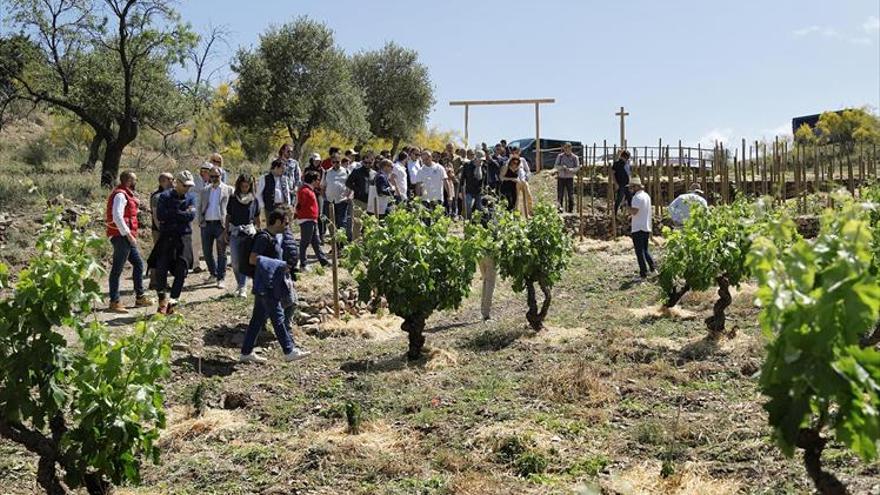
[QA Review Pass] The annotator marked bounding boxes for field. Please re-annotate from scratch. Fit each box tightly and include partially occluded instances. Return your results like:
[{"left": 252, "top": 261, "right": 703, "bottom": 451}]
[{"left": 1, "top": 122, "right": 879, "bottom": 495}]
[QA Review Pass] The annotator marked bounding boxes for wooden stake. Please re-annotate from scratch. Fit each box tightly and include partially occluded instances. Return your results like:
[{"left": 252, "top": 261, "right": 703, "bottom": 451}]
[{"left": 328, "top": 202, "right": 340, "bottom": 319}]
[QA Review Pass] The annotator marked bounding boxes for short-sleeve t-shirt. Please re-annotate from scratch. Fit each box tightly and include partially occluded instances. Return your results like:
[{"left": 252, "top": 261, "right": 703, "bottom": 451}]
[
  {"left": 418, "top": 163, "right": 448, "bottom": 203},
  {"left": 630, "top": 190, "right": 652, "bottom": 233}
]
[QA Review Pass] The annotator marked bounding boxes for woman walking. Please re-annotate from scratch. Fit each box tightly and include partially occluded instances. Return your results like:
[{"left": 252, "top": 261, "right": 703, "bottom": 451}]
[{"left": 226, "top": 174, "right": 261, "bottom": 297}]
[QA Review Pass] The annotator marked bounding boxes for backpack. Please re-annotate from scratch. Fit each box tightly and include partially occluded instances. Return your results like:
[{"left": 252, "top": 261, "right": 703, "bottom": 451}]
[{"left": 237, "top": 230, "right": 272, "bottom": 278}]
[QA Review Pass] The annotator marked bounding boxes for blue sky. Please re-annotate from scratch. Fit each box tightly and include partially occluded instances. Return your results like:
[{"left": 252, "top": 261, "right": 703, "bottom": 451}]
[{"left": 10, "top": 0, "right": 880, "bottom": 147}]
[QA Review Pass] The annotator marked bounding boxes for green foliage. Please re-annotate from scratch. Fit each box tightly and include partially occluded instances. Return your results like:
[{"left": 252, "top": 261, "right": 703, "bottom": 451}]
[
  {"left": 345, "top": 206, "right": 479, "bottom": 322},
  {"left": 816, "top": 107, "right": 880, "bottom": 147},
  {"left": 344, "top": 206, "right": 480, "bottom": 356},
  {"left": 749, "top": 204, "right": 880, "bottom": 462},
  {"left": 0, "top": 210, "right": 174, "bottom": 492},
  {"left": 566, "top": 454, "right": 609, "bottom": 477},
  {"left": 514, "top": 450, "right": 549, "bottom": 478},
  {"left": 494, "top": 203, "right": 572, "bottom": 293},
  {"left": 350, "top": 42, "right": 434, "bottom": 151},
  {"left": 21, "top": 133, "right": 51, "bottom": 169},
  {"left": 794, "top": 123, "right": 817, "bottom": 145},
  {"left": 226, "top": 16, "right": 369, "bottom": 158}
]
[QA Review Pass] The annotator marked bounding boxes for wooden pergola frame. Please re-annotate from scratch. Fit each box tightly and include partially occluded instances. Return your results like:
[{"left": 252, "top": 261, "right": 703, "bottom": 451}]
[{"left": 449, "top": 98, "right": 556, "bottom": 171}]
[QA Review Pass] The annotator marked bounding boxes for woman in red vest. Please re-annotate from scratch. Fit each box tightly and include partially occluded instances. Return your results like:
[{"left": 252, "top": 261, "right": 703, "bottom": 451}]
[{"left": 105, "top": 170, "right": 152, "bottom": 313}]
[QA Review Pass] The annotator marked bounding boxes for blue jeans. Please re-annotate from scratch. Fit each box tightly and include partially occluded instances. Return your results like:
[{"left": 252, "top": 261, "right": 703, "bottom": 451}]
[
  {"left": 299, "top": 220, "right": 327, "bottom": 268},
  {"left": 108, "top": 235, "right": 144, "bottom": 302},
  {"left": 229, "top": 230, "right": 249, "bottom": 290},
  {"left": 330, "top": 201, "right": 351, "bottom": 242},
  {"left": 631, "top": 230, "right": 656, "bottom": 277},
  {"left": 464, "top": 192, "right": 482, "bottom": 219},
  {"left": 242, "top": 294, "right": 294, "bottom": 356},
  {"left": 201, "top": 221, "right": 227, "bottom": 280}
]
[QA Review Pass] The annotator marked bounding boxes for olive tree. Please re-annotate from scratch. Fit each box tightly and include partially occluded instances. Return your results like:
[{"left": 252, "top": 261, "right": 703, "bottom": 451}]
[
  {"left": 345, "top": 206, "right": 480, "bottom": 360},
  {"left": 225, "top": 16, "right": 369, "bottom": 159},
  {"left": 3, "top": 0, "right": 195, "bottom": 185},
  {"left": 350, "top": 41, "right": 434, "bottom": 155},
  {"left": 494, "top": 203, "right": 572, "bottom": 331}
]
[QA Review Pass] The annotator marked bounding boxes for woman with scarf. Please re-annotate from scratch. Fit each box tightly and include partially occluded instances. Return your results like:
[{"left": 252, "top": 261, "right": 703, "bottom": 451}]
[{"left": 225, "top": 174, "right": 262, "bottom": 297}]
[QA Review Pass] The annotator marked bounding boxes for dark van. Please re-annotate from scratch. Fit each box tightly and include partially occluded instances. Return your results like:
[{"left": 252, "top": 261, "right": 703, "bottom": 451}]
[{"left": 506, "top": 138, "right": 584, "bottom": 172}]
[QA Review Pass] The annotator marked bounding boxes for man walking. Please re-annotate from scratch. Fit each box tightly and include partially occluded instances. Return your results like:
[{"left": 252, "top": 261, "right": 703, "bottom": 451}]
[
  {"left": 613, "top": 150, "right": 633, "bottom": 214},
  {"left": 150, "top": 172, "right": 174, "bottom": 247},
  {"left": 346, "top": 154, "right": 373, "bottom": 240},
  {"left": 279, "top": 144, "right": 301, "bottom": 206},
  {"left": 461, "top": 150, "right": 486, "bottom": 219},
  {"left": 150, "top": 171, "right": 197, "bottom": 314},
  {"left": 322, "top": 154, "right": 352, "bottom": 242},
  {"left": 257, "top": 159, "right": 291, "bottom": 220},
  {"left": 105, "top": 170, "right": 152, "bottom": 313},
  {"left": 239, "top": 209, "right": 311, "bottom": 364},
  {"left": 628, "top": 178, "right": 655, "bottom": 280},
  {"left": 198, "top": 166, "right": 234, "bottom": 288},
  {"left": 554, "top": 142, "right": 581, "bottom": 213},
  {"left": 417, "top": 150, "right": 448, "bottom": 209}
]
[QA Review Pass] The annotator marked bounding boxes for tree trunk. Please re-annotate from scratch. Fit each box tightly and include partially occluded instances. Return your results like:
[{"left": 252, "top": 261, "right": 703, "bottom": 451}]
[
  {"left": 796, "top": 428, "right": 849, "bottom": 495},
  {"left": 101, "top": 141, "right": 124, "bottom": 187},
  {"left": 401, "top": 316, "right": 426, "bottom": 360},
  {"left": 665, "top": 284, "right": 690, "bottom": 308},
  {"left": 83, "top": 473, "right": 112, "bottom": 495},
  {"left": 79, "top": 134, "right": 103, "bottom": 172},
  {"left": 525, "top": 282, "right": 542, "bottom": 331},
  {"left": 390, "top": 137, "right": 401, "bottom": 158},
  {"left": 705, "top": 275, "right": 733, "bottom": 339},
  {"left": 37, "top": 456, "right": 69, "bottom": 495},
  {"left": 537, "top": 280, "right": 553, "bottom": 323}
]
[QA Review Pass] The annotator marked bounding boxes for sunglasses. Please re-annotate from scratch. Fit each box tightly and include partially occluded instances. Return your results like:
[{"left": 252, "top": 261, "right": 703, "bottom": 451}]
[
  {"left": 331, "top": 161, "right": 340, "bottom": 165},
  {"left": 210, "top": 175, "right": 220, "bottom": 179}
]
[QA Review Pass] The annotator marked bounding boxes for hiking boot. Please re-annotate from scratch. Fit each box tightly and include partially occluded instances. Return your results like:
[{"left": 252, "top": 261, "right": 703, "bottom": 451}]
[
  {"left": 283, "top": 348, "right": 311, "bottom": 362},
  {"left": 108, "top": 301, "right": 128, "bottom": 314},
  {"left": 134, "top": 295, "right": 153, "bottom": 307},
  {"left": 239, "top": 352, "right": 267, "bottom": 364}
]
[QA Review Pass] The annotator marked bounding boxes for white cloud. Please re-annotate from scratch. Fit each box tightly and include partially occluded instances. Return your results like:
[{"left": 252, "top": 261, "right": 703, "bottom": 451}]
[
  {"left": 864, "top": 15, "right": 880, "bottom": 34},
  {"left": 760, "top": 124, "right": 792, "bottom": 140},
  {"left": 792, "top": 17, "right": 877, "bottom": 45},
  {"left": 698, "top": 128, "right": 732, "bottom": 147}
]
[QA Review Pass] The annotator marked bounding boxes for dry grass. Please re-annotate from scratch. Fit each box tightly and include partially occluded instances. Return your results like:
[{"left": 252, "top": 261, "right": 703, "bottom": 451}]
[
  {"left": 604, "top": 461, "right": 741, "bottom": 495},
  {"left": 424, "top": 347, "right": 458, "bottom": 370},
  {"left": 312, "top": 314, "right": 403, "bottom": 341},
  {"left": 628, "top": 304, "right": 698, "bottom": 321},
  {"left": 159, "top": 407, "right": 249, "bottom": 450},
  {"left": 526, "top": 325, "right": 589, "bottom": 344},
  {"left": 527, "top": 362, "right": 616, "bottom": 406}
]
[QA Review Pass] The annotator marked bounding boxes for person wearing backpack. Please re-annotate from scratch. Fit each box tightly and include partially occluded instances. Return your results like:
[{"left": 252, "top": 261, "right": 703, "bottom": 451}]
[
  {"left": 225, "top": 174, "right": 261, "bottom": 298},
  {"left": 239, "top": 209, "right": 311, "bottom": 364}
]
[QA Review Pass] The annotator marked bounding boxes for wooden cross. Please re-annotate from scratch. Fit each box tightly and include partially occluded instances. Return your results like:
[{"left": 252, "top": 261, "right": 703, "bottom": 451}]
[{"left": 616, "top": 106, "right": 630, "bottom": 149}]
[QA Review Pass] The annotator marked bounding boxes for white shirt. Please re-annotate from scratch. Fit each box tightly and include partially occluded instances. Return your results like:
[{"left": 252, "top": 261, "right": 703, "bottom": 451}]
[
  {"left": 112, "top": 192, "right": 131, "bottom": 237},
  {"left": 407, "top": 160, "right": 423, "bottom": 184},
  {"left": 668, "top": 193, "right": 708, "bottom": 226},
  {"left": 391, "top": 162, "right": 408, "bottom": 198},
  {"left": 418, "top": 163, "right": 447, "bottom": 203},
  {"left": 367, "top": 171, "right": 393, "bottom": 214},
  {"left": 205, "top": 185, "right": 222, "bottom": 221},
  {"left": 323, "top": 167, "right": 351, "bottom": 203},
  {"left": 516, "top": 157, "right": 532, "bottom": 181},
  {"left": 631, "top": 190, "right": 652, "bottom": 233}
]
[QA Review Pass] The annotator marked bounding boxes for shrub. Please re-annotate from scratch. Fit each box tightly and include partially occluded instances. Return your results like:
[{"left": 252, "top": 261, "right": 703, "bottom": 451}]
[
  {"left": 749, "top": 204, "right": 880, "bottom": 494},
  {"left": 0, "top": 210, "right": 175, "bottom": 495},
  {"left": 345, "top": 205, "right": 480, "bottom": 359},
  {"left": 21, "top": 134, "right": 51, "bottom": 169},
  {"left": 492, "top": 203, "right": 572, "bottom": 331}
]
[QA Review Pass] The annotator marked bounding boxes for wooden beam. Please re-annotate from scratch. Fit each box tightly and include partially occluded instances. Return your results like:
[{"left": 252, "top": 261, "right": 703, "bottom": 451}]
[
  {"left": 535, "top": 102, "right": 541, "bottom": 172},
  {"left": 450, "top": 98, "right": 555, "bottom": 106}
]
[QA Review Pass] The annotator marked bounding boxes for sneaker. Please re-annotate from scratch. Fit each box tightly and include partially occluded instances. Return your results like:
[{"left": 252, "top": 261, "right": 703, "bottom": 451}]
[
  {"left": 235, "top": 287, "right": 247, "bottom": 298},
  {"left": 319, "top": 259, "right": 330, "bottom": 268},
  {"left": 215, "top": 278, "right": 225, "bottom": 289},
  {"left": 108, "top": 301, "right": 128, "bottom": 314},
  {"left": 134, "top": 295, "right": 153, "bottom": 307},
  {"left": 204, "top": 274, "right": 217, "bottom": 285},
  {"left": 283, "top": 348, "right": 312, "bottom": 362},
  {"left": 166, "top": 298, "right": 178, "bottom": 315},
  {"left": 239, "top": 352, "right": 267, "bottom": 364},
  {"left": 300, "top": 264, "right": 311, "bottom": 273}
]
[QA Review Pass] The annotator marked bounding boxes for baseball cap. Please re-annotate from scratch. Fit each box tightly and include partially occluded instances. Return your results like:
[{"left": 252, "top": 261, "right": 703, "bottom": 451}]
[
  {"left": 475, "top": 150, "right": 486, "bottom": 158},
  {"left": 175, "top": 170, "right": 195, "bottom": 187},
  {"left": 310, "top": 152, "right": 321, "bottom": 161},
  {"left": 199, "top": 161, "right": 214, "bottom": 170},
  {"left": 158, "top": 172, "right": 173, "bottom": 181},
  {"left": 689, "top": 182, "right": 704, "bottom": 194}
]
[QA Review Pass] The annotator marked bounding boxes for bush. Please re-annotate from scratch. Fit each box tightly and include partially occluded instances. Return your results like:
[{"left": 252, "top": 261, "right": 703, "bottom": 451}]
[
  {"left": 0, "top": 210, "right": 175, "bottom": 494},
  {"left": 492, "top": 203, "right": 572, "bottom": 330},
  {"left": 345, "top": 205, "right": 480, "bottom": 359},
  {"left": 21, "top": 134, "right": 51, "bottom": 169}
]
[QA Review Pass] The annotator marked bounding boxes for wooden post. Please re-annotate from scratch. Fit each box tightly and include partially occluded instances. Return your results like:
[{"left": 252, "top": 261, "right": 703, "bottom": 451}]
[
  {"left": 534, "top": 103, "right": 541, "bottom": 172},
  {"left": 847, "top": 153, "right": 855, "bottom": 195},
  {"left": 578, "top": 167, "right": 584, "bottom": 239},
  {"left": 463, "top": 104, "right": 469, "bottom": 149},
  {"left": 742, "top": 139, "right": 747, "bottom": 196},
  {"left": 698, "top": 143, "right": 706, "bottom": 198},
  {"left": 590, "top": 143, "right": 596, "bottom": 212},
  {"left": 328, "top": 202, "right": 340, "bottom": 319},
  {"left": 605, "top": 140, "right": 614, "bottom": 238}
]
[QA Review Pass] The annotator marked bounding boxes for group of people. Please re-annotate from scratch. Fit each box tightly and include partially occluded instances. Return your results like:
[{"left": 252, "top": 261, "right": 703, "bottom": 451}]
[{"left": 102, "top": 142, "right": 709, "bottom": 363}]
